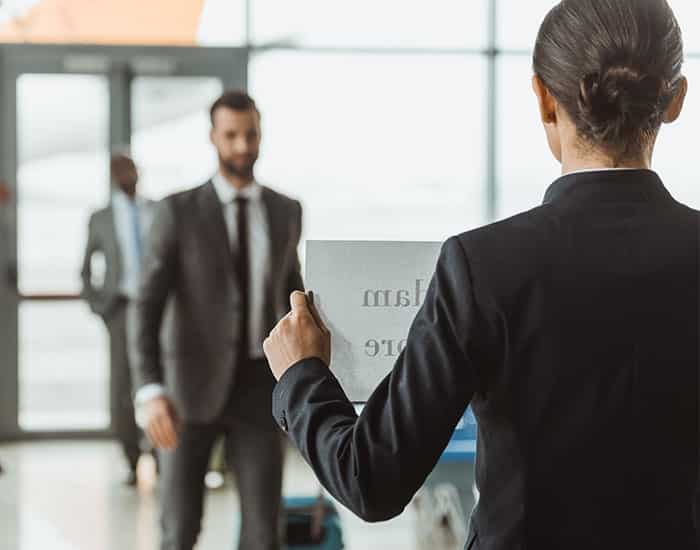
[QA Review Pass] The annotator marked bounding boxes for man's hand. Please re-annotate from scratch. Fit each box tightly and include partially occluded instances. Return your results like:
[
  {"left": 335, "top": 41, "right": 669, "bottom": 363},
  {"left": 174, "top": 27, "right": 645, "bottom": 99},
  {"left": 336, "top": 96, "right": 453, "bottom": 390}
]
[
  {"left": 144, "top": 395, "right": 179, "bottom": 450},
  {"left": 264, "top": 291, "right": 331, "bottom": 381}
]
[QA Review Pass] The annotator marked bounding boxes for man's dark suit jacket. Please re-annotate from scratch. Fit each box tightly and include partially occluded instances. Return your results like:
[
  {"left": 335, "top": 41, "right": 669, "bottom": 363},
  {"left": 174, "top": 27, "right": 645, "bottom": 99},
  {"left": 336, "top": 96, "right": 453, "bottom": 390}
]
[
  {"left": 272, "top": 170, "right": 699, "bottom": 550},
  {"left": 132, "top": 180, "right": 303, "bottom": 424}
]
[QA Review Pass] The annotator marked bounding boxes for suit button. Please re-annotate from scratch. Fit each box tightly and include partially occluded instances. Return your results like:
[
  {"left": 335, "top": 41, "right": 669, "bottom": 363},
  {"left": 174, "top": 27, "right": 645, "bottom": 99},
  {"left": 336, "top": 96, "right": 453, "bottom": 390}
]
[{"left": 280, "top": 415, "right": 288, "bottom": 432}]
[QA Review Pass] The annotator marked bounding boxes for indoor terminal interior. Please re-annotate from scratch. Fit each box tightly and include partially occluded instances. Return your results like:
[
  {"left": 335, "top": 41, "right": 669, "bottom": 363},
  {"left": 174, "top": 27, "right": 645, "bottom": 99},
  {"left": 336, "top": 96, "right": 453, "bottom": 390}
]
[{"left": 1, "top": 1, "right": 699, "bottom": 549}]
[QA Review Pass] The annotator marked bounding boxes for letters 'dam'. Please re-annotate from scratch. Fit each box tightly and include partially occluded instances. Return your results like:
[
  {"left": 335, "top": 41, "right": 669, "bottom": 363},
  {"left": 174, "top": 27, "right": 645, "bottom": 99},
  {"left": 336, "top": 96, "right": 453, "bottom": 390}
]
[{"left": 306, "top": 241, "right": 441, "bottom": 402}]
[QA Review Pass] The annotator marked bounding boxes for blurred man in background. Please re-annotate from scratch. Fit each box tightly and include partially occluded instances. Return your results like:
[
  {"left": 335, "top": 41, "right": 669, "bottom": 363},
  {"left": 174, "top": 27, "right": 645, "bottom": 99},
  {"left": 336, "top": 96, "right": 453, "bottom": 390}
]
[
  {"left": 131, "top": 90, "right": 303, "bottom": 550},
  {"left": 81, "top": 154, "right": 154, "bottom": 486}
]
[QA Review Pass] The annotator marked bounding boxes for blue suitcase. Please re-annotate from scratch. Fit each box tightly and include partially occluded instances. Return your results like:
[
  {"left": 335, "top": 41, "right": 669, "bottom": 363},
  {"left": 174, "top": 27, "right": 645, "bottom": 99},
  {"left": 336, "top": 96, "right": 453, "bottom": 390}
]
[{"left": 283, "top": 495, "right": 344, "bottom": 550}]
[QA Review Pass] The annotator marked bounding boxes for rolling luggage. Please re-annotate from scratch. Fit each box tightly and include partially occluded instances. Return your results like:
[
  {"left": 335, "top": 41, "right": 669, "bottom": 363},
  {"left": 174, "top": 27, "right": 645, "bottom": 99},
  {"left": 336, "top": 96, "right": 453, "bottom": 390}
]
[{"left": 283, "top": 495, "right": 344, "bottom": 549}]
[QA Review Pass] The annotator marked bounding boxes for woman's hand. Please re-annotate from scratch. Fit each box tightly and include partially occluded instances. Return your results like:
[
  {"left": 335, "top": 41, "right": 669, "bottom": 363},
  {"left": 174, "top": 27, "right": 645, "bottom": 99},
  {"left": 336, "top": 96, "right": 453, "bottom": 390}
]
[{"left": 264, "top": 291, "right": 331, "bottom": 380}]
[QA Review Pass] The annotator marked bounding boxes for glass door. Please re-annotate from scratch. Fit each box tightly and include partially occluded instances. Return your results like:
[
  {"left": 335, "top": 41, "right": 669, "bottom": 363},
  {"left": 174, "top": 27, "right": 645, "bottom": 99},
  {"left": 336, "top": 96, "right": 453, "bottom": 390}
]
[
  {"left": 0, "top": 44, "right": 247, "bottom": 439},
  {"left": 16, "top": 73, "right": 111, "bottom": 431}
]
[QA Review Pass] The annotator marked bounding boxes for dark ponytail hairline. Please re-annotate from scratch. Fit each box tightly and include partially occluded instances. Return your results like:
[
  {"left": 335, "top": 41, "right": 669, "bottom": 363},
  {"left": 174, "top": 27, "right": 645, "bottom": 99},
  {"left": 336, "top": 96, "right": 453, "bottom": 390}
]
[{"left": 534, "top": 0, "right": 684, "bottom": 163}]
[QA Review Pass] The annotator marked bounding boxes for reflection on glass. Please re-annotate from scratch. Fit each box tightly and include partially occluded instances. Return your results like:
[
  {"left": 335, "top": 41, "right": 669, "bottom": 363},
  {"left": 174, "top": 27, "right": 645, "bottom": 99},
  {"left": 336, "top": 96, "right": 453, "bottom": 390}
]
[
  {"left": 654, "top": 60, "right": 700, "bottom": 209},
  {"left": 16, "top": 74, "right": 109, "bottom": 295},
  {"left": 131, "top": 77, "right": 223, "bottom": 200},
  {"left": 19, "top": 301, "right": 109, "bottom": 430},
  {"left": 250, "top": 52, "right": 487, "bottom": 243},
  {"left": 252, "top": 0, "right": 487, "bottom": 49},
  {"left": 496, "top": 56, "right": 559, "bottom": 219}
]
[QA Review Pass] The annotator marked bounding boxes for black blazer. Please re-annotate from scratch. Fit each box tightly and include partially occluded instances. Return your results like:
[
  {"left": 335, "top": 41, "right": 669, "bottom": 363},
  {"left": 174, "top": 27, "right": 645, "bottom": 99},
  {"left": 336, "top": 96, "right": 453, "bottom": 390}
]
[{"left": 272, "top": 170, "right": 699, "bottom": 550}]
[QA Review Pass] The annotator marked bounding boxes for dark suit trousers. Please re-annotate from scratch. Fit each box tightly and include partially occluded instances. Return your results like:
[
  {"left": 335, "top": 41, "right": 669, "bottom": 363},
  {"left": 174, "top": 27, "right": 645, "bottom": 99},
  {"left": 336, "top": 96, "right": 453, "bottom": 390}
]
[
  {"left": 159, "top": 358, "right": 284, "bottom": 550},
  {"left": 105, "top": 298, "right": 141, "bottom": 470}
]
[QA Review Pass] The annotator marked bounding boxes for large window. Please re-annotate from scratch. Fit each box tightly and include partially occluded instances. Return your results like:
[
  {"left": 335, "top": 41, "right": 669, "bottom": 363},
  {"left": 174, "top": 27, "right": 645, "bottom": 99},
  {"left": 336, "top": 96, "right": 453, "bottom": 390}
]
[
  {"left": 250, "top": 52, "right": 487, "bottom": 242},
  {"left": 5, "top": 0, "right": 698, "bottom": 223},
  {"left": 251, "top": 0, "right": 488, "bottom": 49},
  {"left": 249, "top": 0, "right": 700, "bottom": 231},
  {"left": 654, "top": 59, "right": 700, "bottom": 207},
  {"left": 496, "top": 55, "right": 559, "bottom": 217}
]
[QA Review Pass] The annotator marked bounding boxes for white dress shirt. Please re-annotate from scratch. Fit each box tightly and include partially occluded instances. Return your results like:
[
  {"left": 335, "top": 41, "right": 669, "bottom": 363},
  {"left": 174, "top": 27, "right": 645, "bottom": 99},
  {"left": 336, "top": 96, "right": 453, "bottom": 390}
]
[
  {"left": 112, "top": 190, "right": 153, "bottom": 299},
  {"left": 135, "top": 175, "right": 271, "bottom": 411},
  {"left": 563, "top": 166, "right": 644, "bottom": 176}
]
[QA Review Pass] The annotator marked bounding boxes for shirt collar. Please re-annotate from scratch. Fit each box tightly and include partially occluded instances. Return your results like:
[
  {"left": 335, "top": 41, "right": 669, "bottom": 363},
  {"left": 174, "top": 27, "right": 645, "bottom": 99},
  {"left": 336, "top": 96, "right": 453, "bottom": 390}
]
[
  {"left": 211, "top": 172, "right": 262, "bottom": 204},
  {"left": 112, "top": 188, "right": 144, "bottom": 206},
  {"left": 563, "top": 167, "right": 639, "bottom": 177}
]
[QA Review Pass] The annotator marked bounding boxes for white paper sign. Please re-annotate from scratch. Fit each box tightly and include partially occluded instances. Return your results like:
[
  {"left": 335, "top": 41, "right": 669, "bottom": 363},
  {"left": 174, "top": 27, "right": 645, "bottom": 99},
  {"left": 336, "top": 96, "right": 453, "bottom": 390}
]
[{"left": 306, "top": 241, "right": 442, "bottom": 402}]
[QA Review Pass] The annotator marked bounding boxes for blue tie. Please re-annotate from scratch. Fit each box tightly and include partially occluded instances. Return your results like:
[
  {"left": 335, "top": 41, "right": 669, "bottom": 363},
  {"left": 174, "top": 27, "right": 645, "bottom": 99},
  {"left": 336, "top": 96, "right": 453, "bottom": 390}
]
[{"left": 130, "top": 201, "right": 143, "bottom": 273}]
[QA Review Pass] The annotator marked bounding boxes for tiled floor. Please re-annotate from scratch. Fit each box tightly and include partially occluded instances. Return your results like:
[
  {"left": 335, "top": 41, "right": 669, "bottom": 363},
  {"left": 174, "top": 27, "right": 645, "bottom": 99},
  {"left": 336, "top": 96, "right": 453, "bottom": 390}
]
[{"left": 0, "top": 440, "right": 472, "bottom": 550}]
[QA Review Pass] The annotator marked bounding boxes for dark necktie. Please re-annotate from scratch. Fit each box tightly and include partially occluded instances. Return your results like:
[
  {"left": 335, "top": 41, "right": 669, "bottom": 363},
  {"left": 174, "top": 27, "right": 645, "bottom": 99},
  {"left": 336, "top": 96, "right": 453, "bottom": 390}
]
[{"left": 234, "top": 197, "right": 250, "bottom": 364}]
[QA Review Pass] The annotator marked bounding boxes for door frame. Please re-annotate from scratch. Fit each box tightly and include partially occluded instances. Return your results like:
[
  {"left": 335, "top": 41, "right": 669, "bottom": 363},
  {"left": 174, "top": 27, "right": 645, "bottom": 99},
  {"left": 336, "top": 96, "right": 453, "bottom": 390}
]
[{"left": 0, "top": 44, "right": 247, "bottom": 440}]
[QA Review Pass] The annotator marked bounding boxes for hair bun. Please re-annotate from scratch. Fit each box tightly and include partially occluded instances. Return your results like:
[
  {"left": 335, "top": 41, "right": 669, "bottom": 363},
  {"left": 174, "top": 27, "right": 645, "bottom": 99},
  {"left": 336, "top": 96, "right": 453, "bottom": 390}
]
[{"left": 577, "top": 66, "right": 665, "bottom": 144}]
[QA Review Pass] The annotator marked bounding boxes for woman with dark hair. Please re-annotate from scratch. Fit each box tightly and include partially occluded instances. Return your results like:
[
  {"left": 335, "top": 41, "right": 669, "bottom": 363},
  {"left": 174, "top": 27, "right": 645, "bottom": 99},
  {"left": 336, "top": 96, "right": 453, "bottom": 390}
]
[{"left": 263, "top": 1, "right": 697, "bottom": 548}]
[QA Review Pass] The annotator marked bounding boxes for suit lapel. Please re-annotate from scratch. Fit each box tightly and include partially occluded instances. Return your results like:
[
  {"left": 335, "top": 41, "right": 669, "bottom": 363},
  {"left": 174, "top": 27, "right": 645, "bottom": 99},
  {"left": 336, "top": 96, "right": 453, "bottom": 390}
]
[
  {"left": 198, "top": 181, "right": 237, "bottom": 279},
  {"left": 262, "top": 187, "right": 288, "bottom": 325},
  {"left": 104, "top": 206, "right": 122, "bottom": 284},
  {"left": 262, "top": 187, "right": 285, "bottom": 278}
]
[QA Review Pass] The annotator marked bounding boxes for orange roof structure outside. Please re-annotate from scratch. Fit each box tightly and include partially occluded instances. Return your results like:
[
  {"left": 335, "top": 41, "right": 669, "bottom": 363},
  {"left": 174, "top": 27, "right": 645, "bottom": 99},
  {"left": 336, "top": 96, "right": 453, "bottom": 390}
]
[{"left": 0, "top": 0, "right": 206, "bottom": 45}]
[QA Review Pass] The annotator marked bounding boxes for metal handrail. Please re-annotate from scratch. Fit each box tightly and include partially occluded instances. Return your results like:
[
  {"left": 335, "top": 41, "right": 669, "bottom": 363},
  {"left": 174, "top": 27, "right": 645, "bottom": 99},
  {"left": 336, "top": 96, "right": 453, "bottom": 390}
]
[{"left": 19, "top": 293, "right": 82, "bottom": 301}]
